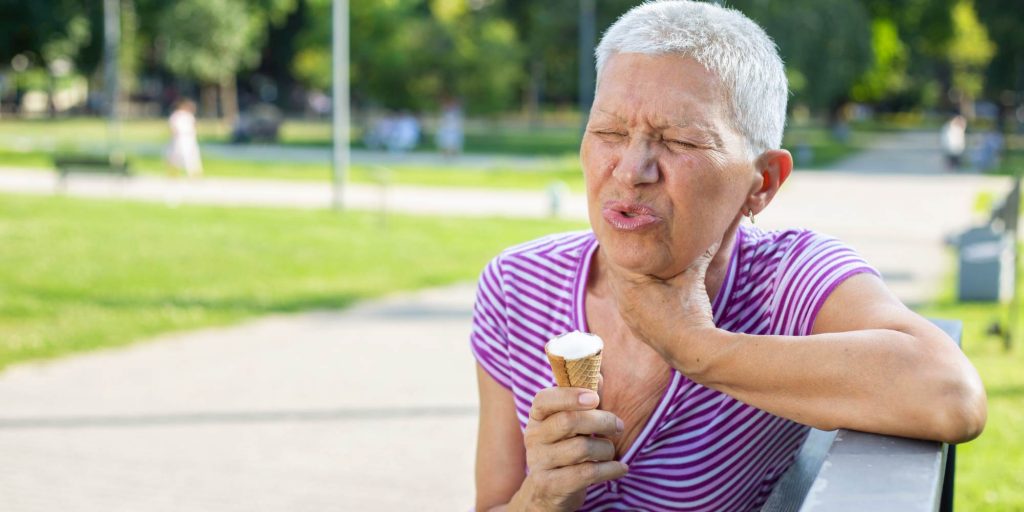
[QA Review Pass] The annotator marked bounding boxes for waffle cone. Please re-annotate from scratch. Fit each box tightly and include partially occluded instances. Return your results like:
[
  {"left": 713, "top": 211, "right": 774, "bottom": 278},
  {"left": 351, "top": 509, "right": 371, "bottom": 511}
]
[{"left": 546, "top": 350, "right": 602, "bottom": 391}]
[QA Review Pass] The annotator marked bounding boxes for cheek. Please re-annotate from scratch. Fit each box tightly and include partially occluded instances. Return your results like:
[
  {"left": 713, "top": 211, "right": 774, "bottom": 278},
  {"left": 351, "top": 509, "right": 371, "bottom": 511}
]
[{"left": 581, "top": 141, "right": 617, "bottom": 188}]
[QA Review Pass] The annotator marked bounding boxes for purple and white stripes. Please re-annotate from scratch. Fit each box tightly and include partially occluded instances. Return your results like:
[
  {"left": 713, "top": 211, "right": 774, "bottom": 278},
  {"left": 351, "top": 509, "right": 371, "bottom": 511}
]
[{"left": 470, "top": 226, "right": 878, "bottom": 511}]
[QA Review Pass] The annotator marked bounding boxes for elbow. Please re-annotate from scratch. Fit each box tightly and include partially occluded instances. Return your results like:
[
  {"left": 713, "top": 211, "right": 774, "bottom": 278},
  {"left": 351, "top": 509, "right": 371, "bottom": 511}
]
[{"left": 934, "top": 373, "right": 987, "bottom": 444}]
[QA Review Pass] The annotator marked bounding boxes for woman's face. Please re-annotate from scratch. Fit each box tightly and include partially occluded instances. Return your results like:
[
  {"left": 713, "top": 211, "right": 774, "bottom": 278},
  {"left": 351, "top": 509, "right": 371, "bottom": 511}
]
[{"left": 581, "top": 53, "right": 759, "bottom": 278}]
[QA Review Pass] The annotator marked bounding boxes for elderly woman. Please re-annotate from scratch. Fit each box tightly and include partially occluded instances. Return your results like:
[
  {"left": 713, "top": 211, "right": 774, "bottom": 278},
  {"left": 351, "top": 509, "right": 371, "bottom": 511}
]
[{"left": 471, "top": 2, "right": 987, "bottom": 511}]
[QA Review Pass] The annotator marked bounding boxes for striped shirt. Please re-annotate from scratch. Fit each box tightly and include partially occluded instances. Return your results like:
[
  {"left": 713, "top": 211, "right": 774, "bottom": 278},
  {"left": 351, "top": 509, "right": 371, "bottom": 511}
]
[{"left": 470, "top": 225, "right": 879, "bottom": 511}]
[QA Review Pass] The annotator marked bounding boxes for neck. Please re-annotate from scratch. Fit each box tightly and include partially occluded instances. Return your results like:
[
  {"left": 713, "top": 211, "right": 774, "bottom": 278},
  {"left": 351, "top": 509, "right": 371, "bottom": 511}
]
[{"left": 589, "top": 222, "right": 741, "bottom": 305}]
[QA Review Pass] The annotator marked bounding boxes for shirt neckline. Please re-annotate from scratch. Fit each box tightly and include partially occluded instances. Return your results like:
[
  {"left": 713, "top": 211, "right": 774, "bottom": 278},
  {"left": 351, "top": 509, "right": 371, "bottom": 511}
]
[{"left": 570, "top": 229, "right": 742, "bottom": 464}]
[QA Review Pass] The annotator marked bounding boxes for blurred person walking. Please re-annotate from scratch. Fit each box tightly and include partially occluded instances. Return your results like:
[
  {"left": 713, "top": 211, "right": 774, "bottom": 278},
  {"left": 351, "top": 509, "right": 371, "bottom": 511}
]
[
  {"left": 941, "top": 114, "right": 967, "bottom": 171},
  {"left": 436, "top": 97, "right": 464, "bottom": 158},
  {"left": 164, "top": 99, "right": 203, "bottom": 206},
  {"left": 387, "top": 110, "right": 420, "bottom": 154}
]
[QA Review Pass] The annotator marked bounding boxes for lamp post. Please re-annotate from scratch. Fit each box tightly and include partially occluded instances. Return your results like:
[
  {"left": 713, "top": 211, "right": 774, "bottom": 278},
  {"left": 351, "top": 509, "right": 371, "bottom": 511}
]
[
  {"left": 331, "top": 0, "right": 350, "bottom": 210},
  {"left": 103, "top": 0, "right": 121, "bottom": 153}
]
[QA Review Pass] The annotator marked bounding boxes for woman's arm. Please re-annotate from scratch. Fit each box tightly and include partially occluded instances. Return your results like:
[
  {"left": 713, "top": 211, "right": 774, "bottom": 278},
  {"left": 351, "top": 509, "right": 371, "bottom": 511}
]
[
  {"left": 609, "top": 250, "right": 986, "bottom": 444},
  {"left": 475, "top": 364, "right": 526, "bottom": 511},
  {"left": 691, "top": 274, "right": 986, "bottom": 443}
]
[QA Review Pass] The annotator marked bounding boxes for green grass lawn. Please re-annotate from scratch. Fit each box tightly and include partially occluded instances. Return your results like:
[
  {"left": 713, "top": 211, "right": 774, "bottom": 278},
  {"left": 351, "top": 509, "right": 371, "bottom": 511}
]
[
  {"left": 0, "top": 118, "right": 860, "bottom": 191},
  {"left": 913, "top": 248, "right": 1024, "bottom": 511},
  {"left": 0, "top": 193, "right": 586, "bottom": 370}
]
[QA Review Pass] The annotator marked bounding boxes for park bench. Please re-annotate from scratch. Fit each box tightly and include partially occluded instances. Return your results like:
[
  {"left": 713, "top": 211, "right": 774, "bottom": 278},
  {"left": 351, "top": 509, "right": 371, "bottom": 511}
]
[
  {"left": 761, "top": 318, "right": 961, "bottom": 512},
  {"left": 53, "top": 152, "right": 132, "bottom": 188}
]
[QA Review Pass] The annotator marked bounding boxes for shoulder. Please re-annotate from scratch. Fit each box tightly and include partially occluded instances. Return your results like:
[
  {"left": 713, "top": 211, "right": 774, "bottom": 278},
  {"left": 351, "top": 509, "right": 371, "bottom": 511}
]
[
  {"left": 484, "top": 230, "right": 594, "bottom": 278},
  {"left": 740, "top": 227, "right": 878, "bottom": 335},
  {"left": 741, "top": 226, "right": 855, "bottom": 266}
]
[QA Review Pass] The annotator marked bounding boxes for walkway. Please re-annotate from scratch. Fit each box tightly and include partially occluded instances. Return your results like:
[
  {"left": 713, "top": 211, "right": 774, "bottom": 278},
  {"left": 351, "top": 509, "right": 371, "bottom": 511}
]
[
  {"left": 0, "top": 286, "right": 479, "bottom": 511},
  {"left": 0, "top": 131, "right": 1017, "bottom": 510}
]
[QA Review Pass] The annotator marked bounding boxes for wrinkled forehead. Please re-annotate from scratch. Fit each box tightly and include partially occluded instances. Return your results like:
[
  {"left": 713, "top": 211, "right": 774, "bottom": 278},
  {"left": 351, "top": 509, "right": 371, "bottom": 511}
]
[
  {"left": 598, "top": 52, "right": 754, "bottom": 156},
  {"left": 595, "top": 53, "right": 732, "bottom": 124}
]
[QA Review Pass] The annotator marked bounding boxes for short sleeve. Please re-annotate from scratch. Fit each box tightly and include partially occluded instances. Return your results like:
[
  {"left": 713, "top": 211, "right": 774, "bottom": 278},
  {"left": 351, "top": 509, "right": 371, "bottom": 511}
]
[
  {"left": 470, "top": 256, "right": 513, "bottom": 389},
  {"left": 770, "top": 231, "right": 881, "bottom": 336}
]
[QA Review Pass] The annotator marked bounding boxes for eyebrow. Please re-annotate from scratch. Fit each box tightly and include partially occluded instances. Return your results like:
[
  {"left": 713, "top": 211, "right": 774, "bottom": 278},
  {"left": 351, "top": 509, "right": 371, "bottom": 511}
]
[{"left": 595, "top": 108, "right": 724, "bottom": 146}]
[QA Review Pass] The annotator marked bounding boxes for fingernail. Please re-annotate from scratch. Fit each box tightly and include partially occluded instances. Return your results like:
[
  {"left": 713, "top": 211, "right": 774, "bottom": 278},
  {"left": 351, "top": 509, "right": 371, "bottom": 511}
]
[
  {"left": 620, "top": 462, "right": 630, "bottom": 472},
  {"left": 615, "top": 418, "right": 624, "bottom": 433},
  {"left": 578, "top": 392, "right": 599, "bottom": 406}
]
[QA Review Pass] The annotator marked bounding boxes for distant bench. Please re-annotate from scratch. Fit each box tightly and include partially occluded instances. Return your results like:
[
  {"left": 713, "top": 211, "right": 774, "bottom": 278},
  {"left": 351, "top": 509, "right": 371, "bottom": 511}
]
[
  {"left": 53, "top": 153, "right": 132, "bottom": 187},
  {"left": 761, "top": 318, "right": 961, "bottom": 512}
]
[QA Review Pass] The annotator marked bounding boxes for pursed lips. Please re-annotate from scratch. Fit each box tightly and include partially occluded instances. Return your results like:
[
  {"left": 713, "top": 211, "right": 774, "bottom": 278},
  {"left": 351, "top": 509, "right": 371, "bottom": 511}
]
[{"left": 601, "top": 200, "right": 662, "bottom": 230}]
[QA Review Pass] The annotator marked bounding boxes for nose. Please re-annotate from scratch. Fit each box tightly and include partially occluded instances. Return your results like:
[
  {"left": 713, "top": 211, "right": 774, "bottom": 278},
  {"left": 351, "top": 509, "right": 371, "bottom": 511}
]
[{"left": 611, "top": 138, "right": 659, "bottom": 186}]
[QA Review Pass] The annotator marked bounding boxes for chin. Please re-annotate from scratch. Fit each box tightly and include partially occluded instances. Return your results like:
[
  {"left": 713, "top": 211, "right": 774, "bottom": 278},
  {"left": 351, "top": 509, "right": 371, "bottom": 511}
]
[{"left": 602, "top": 238, "right": 671, "bottom": 275}]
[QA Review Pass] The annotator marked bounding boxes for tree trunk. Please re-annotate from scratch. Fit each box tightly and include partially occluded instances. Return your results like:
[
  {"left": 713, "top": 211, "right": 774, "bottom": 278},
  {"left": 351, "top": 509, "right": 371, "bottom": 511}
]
[
  {"left": 526, "top": 58, "right": 543, "bottom": 129},
  {"left": 959, "top": 94, "right": 975, "bottom": 120},
  {"left": 48, "top": 74, "right": 58, "bottom": 118},
  {"left": 220, "top": 74, "right": 238, "bottom": 129},
  {"left": 200, "top": 84, "right": 218, "bottom": 118}
]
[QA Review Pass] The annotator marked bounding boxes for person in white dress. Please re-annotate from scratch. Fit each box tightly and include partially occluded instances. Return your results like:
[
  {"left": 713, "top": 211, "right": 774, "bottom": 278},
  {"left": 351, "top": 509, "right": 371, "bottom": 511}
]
[{"left": 166, "top": 99, "right": 203, "bottom": 178}]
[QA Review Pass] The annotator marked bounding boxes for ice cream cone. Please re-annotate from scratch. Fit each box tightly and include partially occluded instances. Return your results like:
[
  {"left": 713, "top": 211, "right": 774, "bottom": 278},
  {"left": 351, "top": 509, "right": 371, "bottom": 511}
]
[{"left": 545, "top": 332, "right": 604, "bottom": 391}]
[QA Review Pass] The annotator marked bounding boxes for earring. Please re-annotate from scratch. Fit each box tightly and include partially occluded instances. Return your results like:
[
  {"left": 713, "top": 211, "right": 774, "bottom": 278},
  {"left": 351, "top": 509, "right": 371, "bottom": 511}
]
[{"left": 746, "top": 208, "right": 756, "bottom": 224}]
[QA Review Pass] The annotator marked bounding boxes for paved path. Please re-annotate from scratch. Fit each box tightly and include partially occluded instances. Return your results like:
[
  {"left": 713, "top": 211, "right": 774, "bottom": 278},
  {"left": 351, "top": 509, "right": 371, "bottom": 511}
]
[
  {"left": 0, "top": 286, "right": 480, "bottom": 511},
  {"left": 828, "top": 131, "right": 950, "bottom": 174},
  {"left": 0, "top": 132, "right": 1017, "bottom": 510}
]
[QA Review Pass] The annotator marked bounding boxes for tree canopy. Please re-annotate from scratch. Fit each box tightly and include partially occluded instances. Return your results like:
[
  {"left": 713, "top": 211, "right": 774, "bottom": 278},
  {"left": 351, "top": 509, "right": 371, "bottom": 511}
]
[{"left": 0, "top": 0, "right": 1019, "bottom": 121}]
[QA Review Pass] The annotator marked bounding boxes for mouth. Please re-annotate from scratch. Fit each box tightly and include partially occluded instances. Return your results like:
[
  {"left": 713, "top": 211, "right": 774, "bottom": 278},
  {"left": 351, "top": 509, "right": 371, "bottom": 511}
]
[{"left": 601, "top": 201, "right": 661, "bottom": 231}]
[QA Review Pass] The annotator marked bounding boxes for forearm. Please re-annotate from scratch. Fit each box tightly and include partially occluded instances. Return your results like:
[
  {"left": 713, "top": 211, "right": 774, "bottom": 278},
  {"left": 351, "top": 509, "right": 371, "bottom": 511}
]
[{"left": 665, "top": 327, "right": 986, "bottom": 443}]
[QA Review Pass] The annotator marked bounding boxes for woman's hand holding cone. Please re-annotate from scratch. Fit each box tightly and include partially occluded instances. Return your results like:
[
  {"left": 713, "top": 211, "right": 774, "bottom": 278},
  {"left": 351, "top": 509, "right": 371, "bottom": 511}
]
[{"left": 508, "top": 383, "right": 627, "bottom": 511}]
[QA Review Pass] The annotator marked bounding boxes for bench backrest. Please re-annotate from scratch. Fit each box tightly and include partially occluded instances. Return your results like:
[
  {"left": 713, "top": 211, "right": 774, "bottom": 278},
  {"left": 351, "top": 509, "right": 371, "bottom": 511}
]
[{"left": 761, "top": 318, "right": 960, "bottom": 512}]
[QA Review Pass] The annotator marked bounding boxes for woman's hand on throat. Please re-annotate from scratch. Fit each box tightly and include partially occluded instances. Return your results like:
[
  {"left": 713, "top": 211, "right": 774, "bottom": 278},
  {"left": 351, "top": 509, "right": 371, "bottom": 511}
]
[{"left": 605, "top": 242, "right": 722, "bottom": 374}]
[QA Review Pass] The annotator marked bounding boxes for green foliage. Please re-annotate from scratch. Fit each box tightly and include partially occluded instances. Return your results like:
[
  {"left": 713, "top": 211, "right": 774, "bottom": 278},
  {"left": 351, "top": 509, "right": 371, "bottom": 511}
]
[
  {"left": 0, "top": 0, "right": 98, "bottom": 74},
  {"left": 157, "top": 0, "right": 264, "bottom": 84},
  {"left": 975, "top": 0, "right": 1024, "bottom": 102},
  {"left": 294, "top": 0, "right": 523, "bottom": 114},
  {"left": 732, "top": 0, "right": 874, "bottom": 112},
  {"left": 851, "top": 18, "right": 909, "bottom": 103},
  {"left": 948, "top": 0, "right": 996, "bottom": 103},
  {"left": 0, "top": 193, "right": 585, "bottom": 369}
]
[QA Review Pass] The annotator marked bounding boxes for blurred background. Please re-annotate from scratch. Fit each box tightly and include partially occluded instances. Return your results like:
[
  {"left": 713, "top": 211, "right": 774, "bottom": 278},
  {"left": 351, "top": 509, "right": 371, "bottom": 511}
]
[{"left": 0, "top": 0, "right": 1021, "bottom": 510}]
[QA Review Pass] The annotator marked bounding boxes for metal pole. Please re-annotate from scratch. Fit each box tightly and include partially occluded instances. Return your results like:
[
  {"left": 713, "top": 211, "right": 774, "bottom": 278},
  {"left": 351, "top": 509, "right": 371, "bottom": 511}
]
[
  {"left": 1009, "top": 172, "right": 1021, "bottom": 350},
  {"left": 103, "top": 0, "right": 121, "bottom": 153},
  {"left": 331, "top": 0, "right": 350, "bottom": 211},
  {"left": 578, "top": 0, "right": 595, "bottom": 134}
]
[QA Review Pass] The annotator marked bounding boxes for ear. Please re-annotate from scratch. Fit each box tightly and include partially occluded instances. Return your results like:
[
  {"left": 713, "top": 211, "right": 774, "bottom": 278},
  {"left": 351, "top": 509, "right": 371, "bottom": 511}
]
[{"left": 746, "top": 149, "right": 793, "bottom": 215}]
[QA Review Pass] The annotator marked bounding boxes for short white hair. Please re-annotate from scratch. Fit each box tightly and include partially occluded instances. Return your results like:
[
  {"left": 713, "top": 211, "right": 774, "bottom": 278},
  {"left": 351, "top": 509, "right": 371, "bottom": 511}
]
[{"left": 595, "top": 0, "right": 787, "bottom": 157}]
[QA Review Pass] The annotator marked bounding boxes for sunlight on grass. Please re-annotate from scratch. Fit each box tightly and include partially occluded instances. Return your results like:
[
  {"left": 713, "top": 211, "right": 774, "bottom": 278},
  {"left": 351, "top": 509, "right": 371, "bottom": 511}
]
[{"left": 0, "top": 193, "right": 586, "bottom": 370}]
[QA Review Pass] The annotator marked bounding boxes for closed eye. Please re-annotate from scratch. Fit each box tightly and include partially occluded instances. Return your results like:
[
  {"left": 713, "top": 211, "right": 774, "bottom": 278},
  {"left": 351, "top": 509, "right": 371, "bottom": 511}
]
[
  {"left": 665, "top": 139, "right": 699, "bottom": 149},
  {"left": 593, "top": 130, "right": 627, "bottom": 141}
]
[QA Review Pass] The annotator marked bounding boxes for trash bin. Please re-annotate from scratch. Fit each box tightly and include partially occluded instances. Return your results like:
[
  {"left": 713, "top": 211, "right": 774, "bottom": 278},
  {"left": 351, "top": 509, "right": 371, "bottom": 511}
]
[{"left": 957, "top": 225, "right": 1014, "bottom": 302}]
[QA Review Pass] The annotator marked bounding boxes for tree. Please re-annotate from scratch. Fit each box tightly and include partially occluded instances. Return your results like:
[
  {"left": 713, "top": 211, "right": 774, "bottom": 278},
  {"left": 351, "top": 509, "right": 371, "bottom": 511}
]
[
  {"left": 975, "top": 0, "right": 1024, "bottom": 129},
  {"left": 293, "top": 0, "right": 523, "bottom": 115},
  {"left": 851, "top": 18, "right": 910, "bottom": 105},
  {"left": 157, "top": 0, "right": 264, "bottom": 125},
  {"left": 732, "top": 0, "right": 873, "bottom": 126},
  {"left": 0, "top": 0, "right": 99, "bottom": 116},
  {"left": 947, "top": 0, "right": 995, "bottom": 117}
]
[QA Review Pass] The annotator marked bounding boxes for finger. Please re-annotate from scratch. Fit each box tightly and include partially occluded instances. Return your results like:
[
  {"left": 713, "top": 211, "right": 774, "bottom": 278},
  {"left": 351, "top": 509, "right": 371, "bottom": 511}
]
[
  {"left": 549, "top": 461, "right": 629, "bottom": 491},
  {"left": 530, "top": 386, "right": 601, "bottom": 422},
  {"left": 597, "top": 373, "right": 605, "bottom": 399},
  {"left": 689, "top": 241, "right": 721, "bottom": 273},
  {"left": 536, "top": 409, "right": 624, "bottom": 443},
  {"left": 541, "top": 436, "right": 616, "bottom": 468}
]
